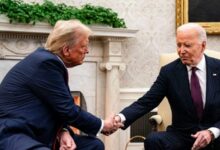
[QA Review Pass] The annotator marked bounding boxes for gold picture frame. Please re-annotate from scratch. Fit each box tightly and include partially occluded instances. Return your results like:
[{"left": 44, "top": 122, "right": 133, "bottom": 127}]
[{"left": 176, "top": 0, "right": 220, "bottom": 34}]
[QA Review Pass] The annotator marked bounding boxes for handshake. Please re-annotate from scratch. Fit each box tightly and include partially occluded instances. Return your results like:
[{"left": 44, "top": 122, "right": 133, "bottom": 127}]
[{"left": 101, "top": 114, "right": 124, "bottom": 136}]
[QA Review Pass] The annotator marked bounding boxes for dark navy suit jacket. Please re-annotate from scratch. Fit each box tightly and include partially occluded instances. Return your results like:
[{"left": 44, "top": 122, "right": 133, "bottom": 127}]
[
  {"left": 0, "top": 48, "right": 101, "bottom": 149},
  {"left": 121, "top": 55, "right": 220, "bottom": 134}
]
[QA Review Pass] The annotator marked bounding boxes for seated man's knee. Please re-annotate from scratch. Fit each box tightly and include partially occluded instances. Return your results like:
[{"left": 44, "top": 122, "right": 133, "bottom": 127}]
[
  {"left": 144, "top": 132, "right": 163, "bottom": 149},
  {"left": 93, "top": 138, "right": 104, "bottom": 150},
  {"left": 145, "top": 132, "right": 161, "bottom": 143}
]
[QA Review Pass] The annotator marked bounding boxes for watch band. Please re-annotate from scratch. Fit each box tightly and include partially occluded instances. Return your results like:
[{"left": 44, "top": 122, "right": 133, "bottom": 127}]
[{"left": 207, "top": 129, "right": 215, "bottom": 141}]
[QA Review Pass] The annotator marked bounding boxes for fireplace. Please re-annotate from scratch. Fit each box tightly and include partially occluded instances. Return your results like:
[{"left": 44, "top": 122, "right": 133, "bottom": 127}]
[{"left": 70, "top": 91, "right": 87, "bottom": 134}]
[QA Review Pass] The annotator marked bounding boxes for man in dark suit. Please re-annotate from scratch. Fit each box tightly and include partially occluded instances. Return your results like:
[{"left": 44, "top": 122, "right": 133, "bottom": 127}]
[
  {"left": 0, "top": 20, "right": 121, "bottom": 150},
  {"left": 114, "top": 23, "right": 220, "bottom": 150}
]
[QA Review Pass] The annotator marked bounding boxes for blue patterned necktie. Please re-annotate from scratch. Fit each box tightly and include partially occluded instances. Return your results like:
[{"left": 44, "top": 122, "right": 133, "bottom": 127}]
[{"left": 191, "top": 67, "right": 203, "bottom": 119}]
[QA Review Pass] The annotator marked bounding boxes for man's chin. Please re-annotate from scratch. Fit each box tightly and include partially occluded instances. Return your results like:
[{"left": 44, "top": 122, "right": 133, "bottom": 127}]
[
  {"left": 181, "top": 60, "right": 190, "bottom": 65},
  {"left": 66, "top": 62, "right": 83, "bottom": 68}
]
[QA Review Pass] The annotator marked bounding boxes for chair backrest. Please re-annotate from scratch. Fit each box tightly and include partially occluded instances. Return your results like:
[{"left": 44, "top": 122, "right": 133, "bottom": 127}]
[{"left": 157, "top": 49, "right": 220, "bottom": 131}]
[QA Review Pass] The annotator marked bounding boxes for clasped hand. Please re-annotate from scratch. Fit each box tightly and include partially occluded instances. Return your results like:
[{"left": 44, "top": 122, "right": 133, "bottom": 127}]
[{"left": 101, "top": 114, "right": 124, "bottom": 136}]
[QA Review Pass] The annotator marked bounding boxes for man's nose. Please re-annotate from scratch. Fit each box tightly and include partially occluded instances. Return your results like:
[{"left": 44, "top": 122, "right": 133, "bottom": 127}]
[
  {"left": 85, "top": 48, "right": 89, "bottom": 54},
  {"left": 179, "top": 46, "right": 186, "bottom": 54}
]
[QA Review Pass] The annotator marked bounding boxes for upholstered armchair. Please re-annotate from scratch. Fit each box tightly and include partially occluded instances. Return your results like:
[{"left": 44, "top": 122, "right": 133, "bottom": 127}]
[{"left": 149, "top": 50, "right": 220, "bottom": 131}]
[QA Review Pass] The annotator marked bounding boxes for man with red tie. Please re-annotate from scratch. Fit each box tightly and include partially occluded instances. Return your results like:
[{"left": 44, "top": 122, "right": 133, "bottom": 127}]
[{"left": 115, "top": 23, "right": 220, "bottom": 150}]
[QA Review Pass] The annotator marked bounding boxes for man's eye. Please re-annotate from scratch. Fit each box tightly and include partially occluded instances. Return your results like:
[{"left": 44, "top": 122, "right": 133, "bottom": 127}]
[
  {"left": 185, "top": 44, "right": 191, "bottom": 48},
  {"left": 177, "top": 44, "right": 181, "bottom": 48},
  {"left": 82, "top": 45, "right": 88, "bottom": 48}
]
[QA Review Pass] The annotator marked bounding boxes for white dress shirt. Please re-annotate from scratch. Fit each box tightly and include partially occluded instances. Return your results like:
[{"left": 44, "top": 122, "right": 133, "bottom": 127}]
[{"left": 187, "top": 55, "right": 220, "bottom": 139}]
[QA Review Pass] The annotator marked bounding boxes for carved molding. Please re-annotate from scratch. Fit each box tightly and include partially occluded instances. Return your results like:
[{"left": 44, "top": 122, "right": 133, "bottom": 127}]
[
  {"left": 0, "top": 38, "right": 44, "bottom": 59},
  {"left": 176, "top": 0, "right": 184, "bottom": 28},
  {"left": 104, "top": 41, "right": 122, "bottom": 56},
  {"left": 0, "top": 32, "right": 48, "bottom": 40},
  {"left": 99, "top": 62, "right": 126, "bottom": 71},
  {"left": 176, "top": 0, "right": 220, "bottom": 34},
  {"left": 0, "top": 15, "right": 138, "bottom": 38},
  {"left": 0, "top": 15, "right": 138, "bottom": 60}
]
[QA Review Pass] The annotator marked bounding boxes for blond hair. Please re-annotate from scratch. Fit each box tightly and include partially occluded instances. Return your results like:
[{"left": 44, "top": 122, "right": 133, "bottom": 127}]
[{"left": 45, "top": 20, "right": 92, "bottom": 54}]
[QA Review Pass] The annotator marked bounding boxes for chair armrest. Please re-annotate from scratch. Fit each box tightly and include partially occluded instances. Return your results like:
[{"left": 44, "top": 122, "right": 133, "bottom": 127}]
[
  {"left": 149, "top": 115, "right": 163, "bottom": 131},
  {"left": 149, "top": 114, "right": 163, "bottom": 125}
]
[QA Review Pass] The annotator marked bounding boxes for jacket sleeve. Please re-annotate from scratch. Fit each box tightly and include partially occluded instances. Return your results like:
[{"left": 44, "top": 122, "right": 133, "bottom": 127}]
[
  {"left": 120, "top": 66, "right": 168, "bottom": 129},
  {"left": 27, "top": 59, "right": 101, "bottom": 136}
]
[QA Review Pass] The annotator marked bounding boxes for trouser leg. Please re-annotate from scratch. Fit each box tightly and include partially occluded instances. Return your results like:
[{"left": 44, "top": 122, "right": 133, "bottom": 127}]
[
  {"left": 144, "top": 131, "right": 193, "bottom": 150},
  {"left": 0, "top": 134, "right": 50, "bottom": 150},
  {"left": 73, "top": 135, "right": 104, "bottom": 150}
]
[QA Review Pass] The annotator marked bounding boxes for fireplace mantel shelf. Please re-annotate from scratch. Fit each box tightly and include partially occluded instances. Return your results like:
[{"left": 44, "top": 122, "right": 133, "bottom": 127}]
[{"left": 0, "top": 15, "right": 138, "bottom": 38}]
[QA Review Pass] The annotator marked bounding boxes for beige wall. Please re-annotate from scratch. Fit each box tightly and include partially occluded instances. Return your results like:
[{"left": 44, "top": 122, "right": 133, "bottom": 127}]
[{"left": 24, "top": 0, "right": 220, "bottom": 89}]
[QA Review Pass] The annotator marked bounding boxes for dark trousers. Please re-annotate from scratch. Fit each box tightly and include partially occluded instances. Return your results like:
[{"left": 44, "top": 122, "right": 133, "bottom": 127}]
[
  {"left": 0, "top": 133, "right": 51, "bottom": 150},
  {"left": 0, "top": 133, "right": 104, "bottom": 150},
  {"left": 73, "top": 135, "right": 104, "bottom": 150},
  {"left": 144, "top": 131, "right": 220, "bottom": 150}
]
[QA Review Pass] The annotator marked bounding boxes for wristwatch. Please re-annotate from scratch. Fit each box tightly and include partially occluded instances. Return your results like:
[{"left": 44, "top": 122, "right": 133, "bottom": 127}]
[{"left": 207, "top": 130, "right": 215, "bottom": 141}]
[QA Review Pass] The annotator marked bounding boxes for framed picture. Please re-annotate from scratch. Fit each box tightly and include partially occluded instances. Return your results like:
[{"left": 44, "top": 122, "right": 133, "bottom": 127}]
[{"left": 176, "top": 0, "right": 220, "bottom": 34}]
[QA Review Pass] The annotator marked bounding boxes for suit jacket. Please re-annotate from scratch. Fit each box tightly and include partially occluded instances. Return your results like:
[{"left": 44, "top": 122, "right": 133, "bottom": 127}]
[
  {"left": 0, "top": 48, "right": 101, "bottom": 149},
  {"left": 121, "top": 55, "right": 220, "bottom": 134}
]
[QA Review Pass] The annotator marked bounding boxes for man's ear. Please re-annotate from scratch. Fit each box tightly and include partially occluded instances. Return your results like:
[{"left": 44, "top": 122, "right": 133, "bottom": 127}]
[
  {"left": 62, "top": 46, "right": 70, "bottom": 57},
  {"left": 201, "top": 41, "right": 206, "bottom": 52}
]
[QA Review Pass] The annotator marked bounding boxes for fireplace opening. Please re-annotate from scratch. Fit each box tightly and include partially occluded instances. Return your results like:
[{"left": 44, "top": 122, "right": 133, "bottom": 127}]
[
  {"left": 71, "top": 91, "right": 87, "bottom": 111},
  {"left": 70, "top": 91, "right": 87, "bottom": 134}
]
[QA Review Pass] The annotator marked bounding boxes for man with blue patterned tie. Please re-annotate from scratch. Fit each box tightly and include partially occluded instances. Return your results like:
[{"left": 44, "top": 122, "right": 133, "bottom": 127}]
[{"left": 0, "top": 20, "right": 122, "bottom": 150}]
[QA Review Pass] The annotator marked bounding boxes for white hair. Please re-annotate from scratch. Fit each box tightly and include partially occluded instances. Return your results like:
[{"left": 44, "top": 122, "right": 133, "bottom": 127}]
[{"left": 177, "top": 23, "right": 207, "bottom": 43}]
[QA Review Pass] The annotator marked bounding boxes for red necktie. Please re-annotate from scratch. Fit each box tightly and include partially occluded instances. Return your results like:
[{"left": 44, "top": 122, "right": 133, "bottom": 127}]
[{"left": 191, "top": 67, "right": 203, "bottom": 119}]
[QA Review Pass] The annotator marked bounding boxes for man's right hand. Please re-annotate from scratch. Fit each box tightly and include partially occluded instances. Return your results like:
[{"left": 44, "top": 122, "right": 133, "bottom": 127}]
[
  {"left": 101, "top": 114, "right": 124, "bottom": 136},
  {"left": 191, "top": 130, "right": 213, "bottom": 150}
]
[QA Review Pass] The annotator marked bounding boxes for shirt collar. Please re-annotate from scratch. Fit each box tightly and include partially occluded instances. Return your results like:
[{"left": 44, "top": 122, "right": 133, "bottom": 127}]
[
  {"left": 186, "top": 55, "right": 206, "bottom": 72},
  {"left": 56, "top": 55, "right": 67, "bottom": 68}
]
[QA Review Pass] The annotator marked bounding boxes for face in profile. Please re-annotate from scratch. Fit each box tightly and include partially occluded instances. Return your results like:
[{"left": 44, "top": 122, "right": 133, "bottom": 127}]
[
  {"left": 63, "top": 36, "right": 89, "bottom": 68},
  {"left": 176, "top": 29, "right": 206, "bottom": 66}
]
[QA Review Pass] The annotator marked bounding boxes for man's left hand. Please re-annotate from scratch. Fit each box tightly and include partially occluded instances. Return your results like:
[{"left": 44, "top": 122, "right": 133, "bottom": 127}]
[{"left": 59, "top": 131, "right": 76, "bottom": 150}]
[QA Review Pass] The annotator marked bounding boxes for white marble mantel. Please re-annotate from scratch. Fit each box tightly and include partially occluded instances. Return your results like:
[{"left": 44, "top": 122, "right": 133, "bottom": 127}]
[
  {"left": 0, "top": 15, "right": 138, "bottom": 150},
  {"left": 0, "top": 15, "right": 137, "bottom": 37}
]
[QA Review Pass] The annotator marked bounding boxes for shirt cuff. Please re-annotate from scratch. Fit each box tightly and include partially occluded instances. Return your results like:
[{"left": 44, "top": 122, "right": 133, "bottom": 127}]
[
  {"left": 117, "top": 113, "right": 126, "bottom": 123},
  {"left": 96, "top": 119, "right": 104, "bottom": 136},
  {"left": 208, "top": 127, "right": 220, "bottom": 139}
]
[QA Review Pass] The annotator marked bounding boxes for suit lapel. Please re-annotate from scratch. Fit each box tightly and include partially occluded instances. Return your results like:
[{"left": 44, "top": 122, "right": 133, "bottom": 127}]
[
  {"left": 53, "top": 54, "right": 69, "bottom": 85},
  {"left": 43, "top": 48, "right": 69, "bottom": 85},
  {"left": 64, "top": 68, "right": 69, "bottom": 85},
  {"left": 204, "top": 56, "right": 219, "bottom": 114},
  {"left": 174, "top": 61, "right": 198, "bottom": 118}
]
